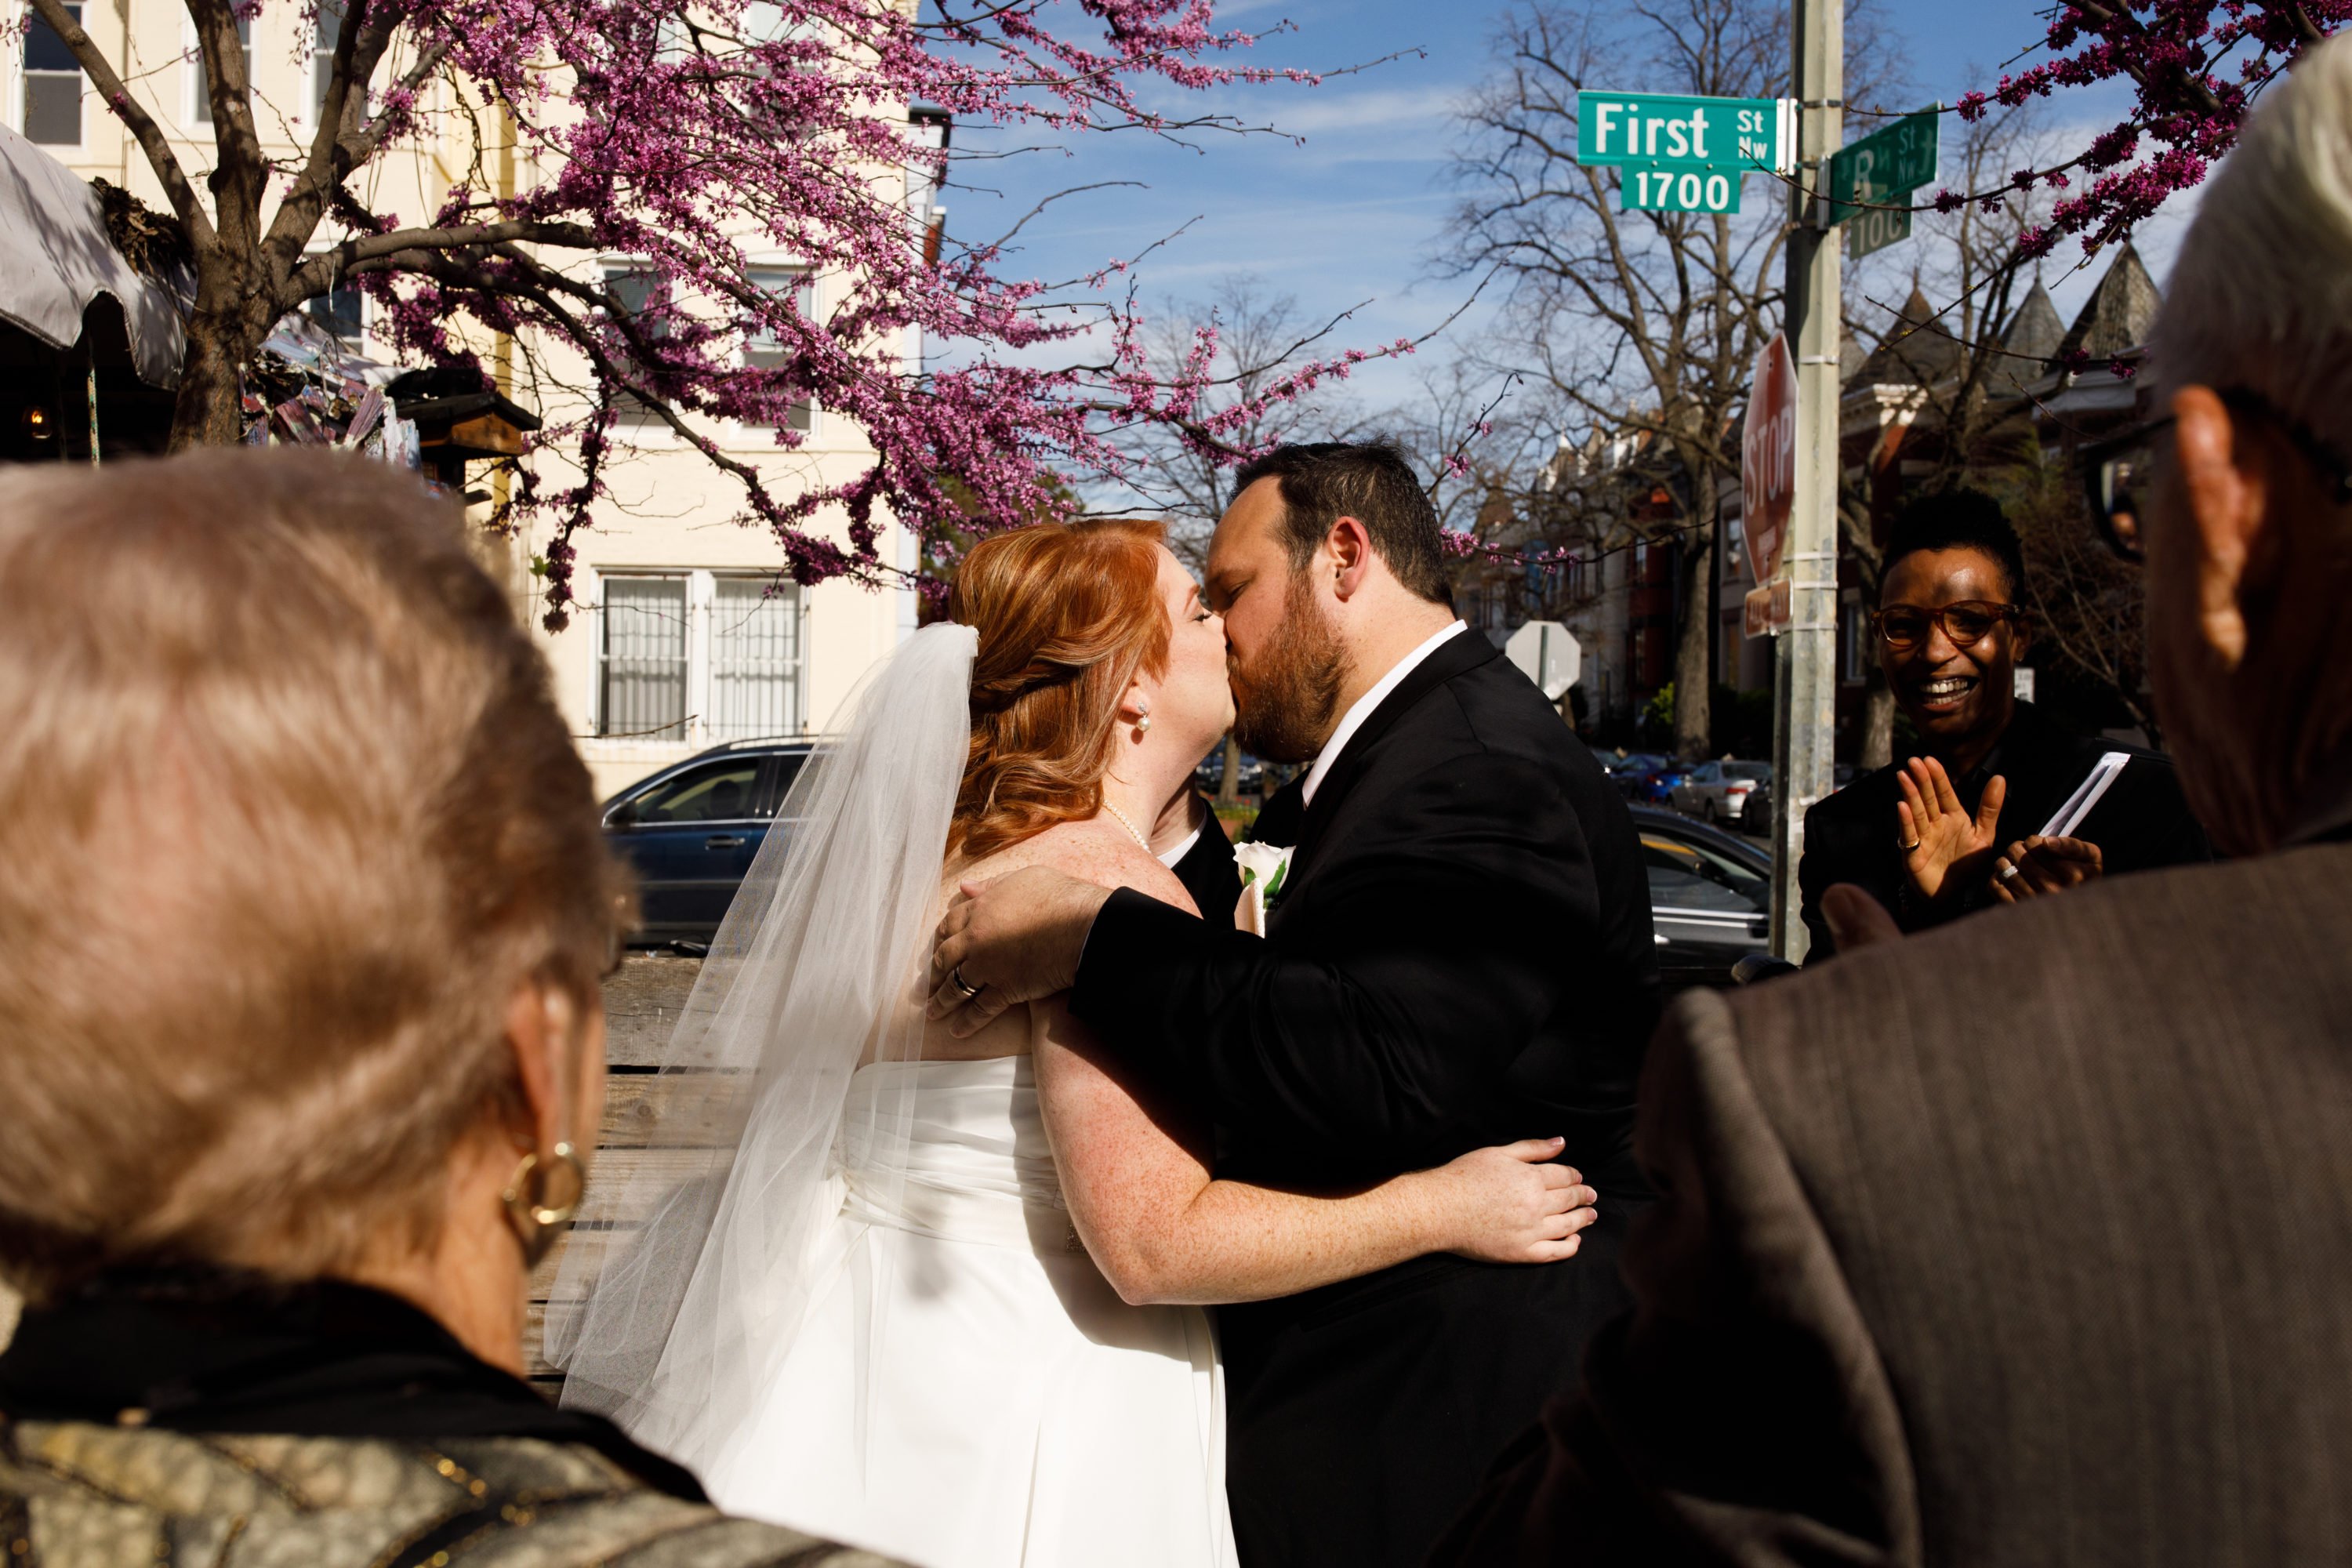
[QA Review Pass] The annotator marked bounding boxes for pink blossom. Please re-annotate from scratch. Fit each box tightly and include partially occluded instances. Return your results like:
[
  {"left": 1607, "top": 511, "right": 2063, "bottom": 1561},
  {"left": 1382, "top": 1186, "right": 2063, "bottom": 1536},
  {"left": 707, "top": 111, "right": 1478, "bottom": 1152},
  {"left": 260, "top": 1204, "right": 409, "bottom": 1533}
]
[
  {"left": 205, "top": 0, "right": 1407, "bottom": 622},
  {"left": 1958, "top": 2, "right": 2346, "bottom": 263}
]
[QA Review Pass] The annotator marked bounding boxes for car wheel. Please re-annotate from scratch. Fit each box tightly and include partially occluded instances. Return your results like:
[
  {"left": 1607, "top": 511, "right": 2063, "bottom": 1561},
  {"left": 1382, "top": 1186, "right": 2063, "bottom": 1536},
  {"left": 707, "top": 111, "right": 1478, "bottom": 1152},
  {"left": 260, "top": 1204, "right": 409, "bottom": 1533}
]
[{"left": 1704, "top": 800, "right": 1719, "bottom": 824}]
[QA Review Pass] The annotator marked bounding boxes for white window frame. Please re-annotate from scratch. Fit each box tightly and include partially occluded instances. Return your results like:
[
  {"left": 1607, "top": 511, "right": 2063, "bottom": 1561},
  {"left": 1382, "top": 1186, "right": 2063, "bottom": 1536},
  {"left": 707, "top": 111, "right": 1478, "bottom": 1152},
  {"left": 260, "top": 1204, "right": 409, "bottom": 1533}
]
[
  {"left": 13, "top": 0, "right": 91, "bottom": 151},
  {"left": 590, "top": 568, "right": 808, "bottom": 748}
]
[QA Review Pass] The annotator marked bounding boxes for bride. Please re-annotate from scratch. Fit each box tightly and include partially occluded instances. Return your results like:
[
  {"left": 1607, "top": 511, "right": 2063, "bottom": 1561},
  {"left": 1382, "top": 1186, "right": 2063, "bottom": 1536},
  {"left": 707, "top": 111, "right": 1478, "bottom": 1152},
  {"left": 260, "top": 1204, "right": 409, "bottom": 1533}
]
[{"left": 554, "top": 520, "right": 1597, "bottom": 1567}]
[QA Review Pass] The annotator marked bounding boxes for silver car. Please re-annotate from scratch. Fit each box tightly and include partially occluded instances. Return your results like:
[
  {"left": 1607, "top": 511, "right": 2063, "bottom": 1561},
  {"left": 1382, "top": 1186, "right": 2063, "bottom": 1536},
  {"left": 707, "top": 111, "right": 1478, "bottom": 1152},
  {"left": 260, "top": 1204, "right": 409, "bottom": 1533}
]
[{"left": 1670, "top": 760, "right": 1773, "bottom": 827}]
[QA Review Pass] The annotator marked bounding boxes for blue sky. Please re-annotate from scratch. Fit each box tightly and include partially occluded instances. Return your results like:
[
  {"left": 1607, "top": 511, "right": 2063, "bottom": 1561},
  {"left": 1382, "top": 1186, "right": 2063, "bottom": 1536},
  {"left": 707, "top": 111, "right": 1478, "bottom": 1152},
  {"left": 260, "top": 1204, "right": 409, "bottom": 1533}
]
[{"left": 943, "top": 0, "right": 2200, "bottom": 435}]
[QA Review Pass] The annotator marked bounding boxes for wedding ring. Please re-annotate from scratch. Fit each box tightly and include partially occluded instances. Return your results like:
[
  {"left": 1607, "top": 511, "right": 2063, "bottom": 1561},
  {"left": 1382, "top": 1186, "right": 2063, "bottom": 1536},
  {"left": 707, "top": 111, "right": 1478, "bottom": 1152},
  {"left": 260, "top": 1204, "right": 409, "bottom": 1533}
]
[
  {"left": 1998, "top": 860, "right": 2021, "bottom": 881},
  {"left": 951, "top": 964, "right": 982, "bottom": 1000},
  {"left": 1900, "top": 840, "right": 1921, "bottom": 853}
]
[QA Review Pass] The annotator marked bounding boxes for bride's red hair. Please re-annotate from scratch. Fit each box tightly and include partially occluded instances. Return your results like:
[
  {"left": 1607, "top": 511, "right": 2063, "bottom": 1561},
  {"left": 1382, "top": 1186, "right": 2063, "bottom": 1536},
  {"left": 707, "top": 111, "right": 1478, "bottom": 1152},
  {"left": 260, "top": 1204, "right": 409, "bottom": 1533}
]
[{"left": 948, "top": 519, "right": 1171, "bottom": 861}]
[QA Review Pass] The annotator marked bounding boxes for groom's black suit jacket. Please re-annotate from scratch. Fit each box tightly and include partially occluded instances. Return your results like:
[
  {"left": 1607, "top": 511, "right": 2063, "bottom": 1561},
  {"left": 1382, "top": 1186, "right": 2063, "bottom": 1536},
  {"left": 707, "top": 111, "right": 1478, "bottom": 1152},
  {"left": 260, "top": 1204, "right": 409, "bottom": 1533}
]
[{"left": 1071, "top": 630, "right": 1661, "bottom": 1568}]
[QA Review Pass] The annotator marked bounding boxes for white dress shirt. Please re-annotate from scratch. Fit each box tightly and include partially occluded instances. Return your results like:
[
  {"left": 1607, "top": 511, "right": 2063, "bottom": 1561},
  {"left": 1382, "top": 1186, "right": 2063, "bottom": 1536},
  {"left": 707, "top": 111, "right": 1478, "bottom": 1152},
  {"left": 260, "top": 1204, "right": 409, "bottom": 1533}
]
[
  {"left": 1299, "top": 620, "right": 1468, "bottom": 808},
  {"left": 1156, "top": 822, "right": 1203, "bottom": 869}
]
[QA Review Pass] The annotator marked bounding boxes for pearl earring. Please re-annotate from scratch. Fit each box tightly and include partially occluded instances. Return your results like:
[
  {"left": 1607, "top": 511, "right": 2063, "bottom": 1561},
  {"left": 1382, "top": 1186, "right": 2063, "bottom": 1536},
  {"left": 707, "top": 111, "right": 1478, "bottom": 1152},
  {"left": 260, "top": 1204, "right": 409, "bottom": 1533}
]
[{"left": 1134, "top": 713, "right": 1152, "bottom": 738}]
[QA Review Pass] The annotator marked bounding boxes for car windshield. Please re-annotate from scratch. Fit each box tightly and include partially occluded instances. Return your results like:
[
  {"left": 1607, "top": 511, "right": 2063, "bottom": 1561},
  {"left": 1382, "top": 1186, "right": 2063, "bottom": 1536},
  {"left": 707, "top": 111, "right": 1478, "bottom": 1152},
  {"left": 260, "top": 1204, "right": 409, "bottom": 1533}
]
[
  {"left": 1724, "top": 763, "right": 1772, "bottom": 781},
  {"left": 1641, "top": 832, "right": 1769, "bottom": 914}
]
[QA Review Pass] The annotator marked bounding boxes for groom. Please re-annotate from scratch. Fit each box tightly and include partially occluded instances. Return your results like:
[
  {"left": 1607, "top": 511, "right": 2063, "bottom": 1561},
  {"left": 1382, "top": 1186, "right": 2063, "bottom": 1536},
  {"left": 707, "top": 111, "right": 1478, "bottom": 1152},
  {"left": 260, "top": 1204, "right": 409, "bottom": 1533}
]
[{"left": 929, "top": 439, "right": 1661, "bottom": 1566}]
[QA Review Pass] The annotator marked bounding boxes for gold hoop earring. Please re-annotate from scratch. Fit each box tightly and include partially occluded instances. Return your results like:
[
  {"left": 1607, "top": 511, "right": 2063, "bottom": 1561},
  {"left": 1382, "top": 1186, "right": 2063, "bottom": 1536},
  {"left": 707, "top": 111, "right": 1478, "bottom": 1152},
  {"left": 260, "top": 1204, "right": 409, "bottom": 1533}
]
[{"left": 503, "top": 1142, "right": 585, "bottom": 1266}]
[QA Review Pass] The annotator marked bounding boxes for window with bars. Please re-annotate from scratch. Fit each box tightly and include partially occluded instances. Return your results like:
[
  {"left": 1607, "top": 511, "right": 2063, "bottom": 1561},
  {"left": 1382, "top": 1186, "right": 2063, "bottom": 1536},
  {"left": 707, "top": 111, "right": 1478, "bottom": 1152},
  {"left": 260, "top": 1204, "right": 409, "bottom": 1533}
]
[
  {"left": 596, "top": 573, "right": 802, "bottom": 742},
  {"left": 599, "top": 578, "right": 691, "bottom": 740},
  {"left": 191, "top": 16, "right": 254, "bottom": 125},
  {"left": 708, "top": 578, "right": 800, "bottom": 738},
  {"left": 744, "top": 266, "right": 815, "bottom": 431},
  {"left": 23, "top": 2, "right": 83, "bottom": 145}
]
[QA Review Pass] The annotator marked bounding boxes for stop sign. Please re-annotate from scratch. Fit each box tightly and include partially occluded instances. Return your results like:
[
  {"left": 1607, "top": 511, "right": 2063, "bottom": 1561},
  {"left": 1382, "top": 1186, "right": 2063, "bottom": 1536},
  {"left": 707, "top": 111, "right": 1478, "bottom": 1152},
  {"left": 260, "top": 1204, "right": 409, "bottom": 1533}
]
[{"left": 1741, "top": 332, "right": 1798, "bottom": 586}]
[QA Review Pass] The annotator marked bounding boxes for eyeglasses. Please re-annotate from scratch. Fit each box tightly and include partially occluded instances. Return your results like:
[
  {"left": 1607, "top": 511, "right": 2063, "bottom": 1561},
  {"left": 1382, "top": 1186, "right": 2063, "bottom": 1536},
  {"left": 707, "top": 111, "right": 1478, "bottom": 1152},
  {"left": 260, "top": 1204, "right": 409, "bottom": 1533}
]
[
  {"left": 1871, "top": 601, "right": 2024, "bottom": 651},
  {"left": 2080, "top": 384, "right": 2352, "bottom": 564}
]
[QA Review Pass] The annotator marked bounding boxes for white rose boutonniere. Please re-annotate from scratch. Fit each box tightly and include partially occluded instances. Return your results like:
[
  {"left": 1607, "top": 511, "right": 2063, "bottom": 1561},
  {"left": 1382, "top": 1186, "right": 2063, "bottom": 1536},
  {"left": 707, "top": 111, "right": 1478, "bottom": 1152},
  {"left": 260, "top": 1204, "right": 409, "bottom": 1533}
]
[{"left": 1233, "top": 840, "right": 1294, "bottom": 937}]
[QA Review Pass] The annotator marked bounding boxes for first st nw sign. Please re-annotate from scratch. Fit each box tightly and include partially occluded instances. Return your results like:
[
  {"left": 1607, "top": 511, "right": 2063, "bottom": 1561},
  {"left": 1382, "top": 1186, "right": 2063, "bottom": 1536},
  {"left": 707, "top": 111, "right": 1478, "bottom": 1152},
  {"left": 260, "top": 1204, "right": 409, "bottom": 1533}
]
[
  {"left": 1579, "top": 90, "right": 1793, "bottom": 214},
  {"left": 1578, "top": 91, "right": 1792, "bottom": 175}
]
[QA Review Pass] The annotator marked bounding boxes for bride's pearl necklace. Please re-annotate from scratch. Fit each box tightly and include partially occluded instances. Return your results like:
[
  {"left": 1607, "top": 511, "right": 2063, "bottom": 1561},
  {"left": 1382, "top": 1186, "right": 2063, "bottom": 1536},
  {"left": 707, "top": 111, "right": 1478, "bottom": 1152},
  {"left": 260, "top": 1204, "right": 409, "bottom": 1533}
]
[{"left": 1099, "top": 800, "right": 1155, "bottom": 855}]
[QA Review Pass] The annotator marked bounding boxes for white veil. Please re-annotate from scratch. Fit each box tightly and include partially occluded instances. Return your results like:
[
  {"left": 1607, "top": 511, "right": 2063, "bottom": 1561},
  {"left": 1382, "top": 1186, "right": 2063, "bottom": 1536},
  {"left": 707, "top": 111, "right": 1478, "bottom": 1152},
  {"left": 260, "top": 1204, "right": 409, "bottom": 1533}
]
[{"left": 550, "top": 620, "right": 976, "bottom": 1479}]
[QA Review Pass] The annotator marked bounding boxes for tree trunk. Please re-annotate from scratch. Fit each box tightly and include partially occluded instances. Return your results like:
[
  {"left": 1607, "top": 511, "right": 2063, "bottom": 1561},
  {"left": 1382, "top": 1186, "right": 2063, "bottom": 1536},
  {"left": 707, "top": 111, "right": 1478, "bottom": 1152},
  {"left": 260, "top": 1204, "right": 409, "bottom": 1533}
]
[
  {"left": 169, "top": 311, "right": 252, "bottom": 451},
  {"left": 1671, "top": 527, "right": 1713, "bottom": 760},
  {"left": 1216, "top": 731, "right": 1241, "bottom": 807}
]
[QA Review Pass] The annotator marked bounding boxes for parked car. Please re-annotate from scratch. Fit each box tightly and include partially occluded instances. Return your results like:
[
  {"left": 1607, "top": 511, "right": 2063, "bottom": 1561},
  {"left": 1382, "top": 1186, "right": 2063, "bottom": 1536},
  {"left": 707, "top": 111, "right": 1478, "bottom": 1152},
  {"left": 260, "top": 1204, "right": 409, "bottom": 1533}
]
[
  {"left": 603, "top": 744, "right": 1773, "bottom": 980},
  {"left": 1670, "top": 760, "right": 1773, "bottom": 826},
  {"left": 1593, "top": 750, "right": 1669, "bottom": 799},
  {"left": 1630, "top": 804, "right": 1773, "bottom": 989},
  {"left": 1633, "top": 758, "right": 1698, "bottom": 804},
  {"left": 603, "top": 739, "right": 813, "bottom": 946},
  {"left": 1193, "top": 746, "right": 1267, "bottom": 798}
]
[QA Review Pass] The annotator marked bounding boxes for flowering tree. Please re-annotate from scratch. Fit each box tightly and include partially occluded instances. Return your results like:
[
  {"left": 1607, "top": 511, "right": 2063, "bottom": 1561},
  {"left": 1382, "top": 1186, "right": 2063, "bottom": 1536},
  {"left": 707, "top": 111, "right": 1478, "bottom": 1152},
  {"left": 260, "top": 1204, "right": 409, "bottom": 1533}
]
[
  {"left": 1940, "top": 1, "right": 2347, "bottom": 270},
  {"left": 27, "top": 0, "right": 1398, "bottom": 622}
]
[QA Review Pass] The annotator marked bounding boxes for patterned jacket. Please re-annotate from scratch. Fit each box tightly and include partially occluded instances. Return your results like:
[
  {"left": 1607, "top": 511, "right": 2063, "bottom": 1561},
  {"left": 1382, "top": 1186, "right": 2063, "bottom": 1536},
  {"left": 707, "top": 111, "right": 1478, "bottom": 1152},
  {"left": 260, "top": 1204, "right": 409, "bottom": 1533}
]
[
  {"left": 1, "top": 1420, "right": 895, "bottom": 1567},
  {"left": 0, "top": 1272, "right": 910, "bottom": 1568}
]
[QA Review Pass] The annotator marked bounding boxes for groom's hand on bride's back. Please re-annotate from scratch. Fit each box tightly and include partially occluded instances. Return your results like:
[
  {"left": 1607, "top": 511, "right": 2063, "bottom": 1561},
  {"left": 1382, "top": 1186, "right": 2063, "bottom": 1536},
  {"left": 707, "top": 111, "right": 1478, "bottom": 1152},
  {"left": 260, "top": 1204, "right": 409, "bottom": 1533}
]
[{"left": 927, "top": 866, "right": 1115, "bottom": 1035}]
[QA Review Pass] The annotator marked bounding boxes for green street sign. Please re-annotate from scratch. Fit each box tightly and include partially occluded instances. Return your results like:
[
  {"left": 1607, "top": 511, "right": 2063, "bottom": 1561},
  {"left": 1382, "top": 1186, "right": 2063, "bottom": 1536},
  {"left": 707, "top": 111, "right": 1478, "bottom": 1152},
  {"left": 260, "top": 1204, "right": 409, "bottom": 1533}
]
[
  {"left": 1828, "top": 108, "right": 1940, "bottom": 225},
  {"left": 1578, "top": 90, "right": 1790, "bottom": 173},
  {"left": 1621, "top": 163, "right": 1744, "bottom": 214},
  {"left": 1846, "top": 202, "right": 1913, "bottom": 258}
]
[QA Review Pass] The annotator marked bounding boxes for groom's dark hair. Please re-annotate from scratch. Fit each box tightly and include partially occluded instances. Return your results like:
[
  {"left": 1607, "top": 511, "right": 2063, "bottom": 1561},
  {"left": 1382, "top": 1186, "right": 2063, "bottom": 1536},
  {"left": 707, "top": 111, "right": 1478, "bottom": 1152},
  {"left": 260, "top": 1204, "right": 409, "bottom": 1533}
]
[{"left": 1232, "top": 439, "right": 1454, "bottom": 605}]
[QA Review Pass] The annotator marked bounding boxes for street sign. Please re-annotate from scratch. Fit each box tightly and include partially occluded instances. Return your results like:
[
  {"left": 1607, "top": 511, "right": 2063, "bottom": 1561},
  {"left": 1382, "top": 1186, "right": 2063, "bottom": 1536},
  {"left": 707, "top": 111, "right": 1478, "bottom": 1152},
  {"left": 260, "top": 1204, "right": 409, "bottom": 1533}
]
[
  {"left": 1827, "top": 108, "right": 1937, "bottom": 256},
  {"left": 1740, "top": 332, "right": 1797, "bottom": 586},
  {"left": 1620, "top": 165, "right": 1743, "bottom": 214},
  {"left": 1743, "top": 578, "right": 1791, "bottom": 639},
  {"left": 1846, "top": 202, "right": 1913, "bottom": 258},
  {"left": 1828, "top": 109, "right": 1940, "bottom": 218},
  {"left": 1505, "top": 619, "right": 1581, "bottom": 700},
  {"left": 1577, "top": 91, "right": 1791, "bottom": 174}
]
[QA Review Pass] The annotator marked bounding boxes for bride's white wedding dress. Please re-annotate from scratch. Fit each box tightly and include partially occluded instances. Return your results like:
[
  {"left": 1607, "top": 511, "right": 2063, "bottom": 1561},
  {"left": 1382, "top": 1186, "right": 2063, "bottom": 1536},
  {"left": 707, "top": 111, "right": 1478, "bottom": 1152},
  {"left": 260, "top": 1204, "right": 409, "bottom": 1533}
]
[
  {"left": 552, "top": 623, "right": 1238, "bottom": 1568},
  {"left": 702, "top": 1056, "right": 1237, "bottom": 1566}
]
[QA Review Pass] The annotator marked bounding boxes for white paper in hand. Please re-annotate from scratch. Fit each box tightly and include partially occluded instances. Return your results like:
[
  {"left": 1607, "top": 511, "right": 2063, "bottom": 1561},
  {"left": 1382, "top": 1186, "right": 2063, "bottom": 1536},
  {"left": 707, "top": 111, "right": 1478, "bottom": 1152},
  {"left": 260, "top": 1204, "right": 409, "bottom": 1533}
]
[{"left": 2038, "top": 750, "right": 2132, "bottom": 840}]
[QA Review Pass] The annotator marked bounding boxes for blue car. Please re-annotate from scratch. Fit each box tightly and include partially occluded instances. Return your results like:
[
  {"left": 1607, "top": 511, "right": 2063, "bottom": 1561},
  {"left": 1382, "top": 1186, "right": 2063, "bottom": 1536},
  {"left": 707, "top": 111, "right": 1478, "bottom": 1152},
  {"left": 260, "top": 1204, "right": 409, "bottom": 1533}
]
[
  {"left": 1636, "top": 759, "right": 1697, "bottom": 804},
  {"left": 603, "top": 739, "right": 814, "bottom": 946}
]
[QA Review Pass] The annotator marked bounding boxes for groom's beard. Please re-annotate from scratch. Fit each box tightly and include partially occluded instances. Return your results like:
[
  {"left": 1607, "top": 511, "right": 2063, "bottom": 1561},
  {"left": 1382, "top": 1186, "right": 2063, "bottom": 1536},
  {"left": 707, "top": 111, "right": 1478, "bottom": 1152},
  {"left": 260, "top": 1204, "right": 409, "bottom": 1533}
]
[{"left": 1230, "top": 572, "right": 1347, "bottom": 764}]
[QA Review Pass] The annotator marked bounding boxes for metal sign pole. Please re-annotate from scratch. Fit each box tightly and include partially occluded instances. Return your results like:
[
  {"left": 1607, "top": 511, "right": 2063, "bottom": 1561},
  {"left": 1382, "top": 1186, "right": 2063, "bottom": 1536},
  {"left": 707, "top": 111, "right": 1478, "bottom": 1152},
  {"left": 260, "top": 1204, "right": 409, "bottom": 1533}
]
[{"left": 1769, "top": 0, "right": 1842, "bottom": 960}]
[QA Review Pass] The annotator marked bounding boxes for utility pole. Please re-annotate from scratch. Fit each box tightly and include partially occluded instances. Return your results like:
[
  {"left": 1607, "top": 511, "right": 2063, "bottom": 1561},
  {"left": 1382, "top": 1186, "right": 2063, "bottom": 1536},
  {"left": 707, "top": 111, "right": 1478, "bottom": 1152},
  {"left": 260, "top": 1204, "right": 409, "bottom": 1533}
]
[{"left": 1768, "top": 0, "right": 1842, "bottom": 959}]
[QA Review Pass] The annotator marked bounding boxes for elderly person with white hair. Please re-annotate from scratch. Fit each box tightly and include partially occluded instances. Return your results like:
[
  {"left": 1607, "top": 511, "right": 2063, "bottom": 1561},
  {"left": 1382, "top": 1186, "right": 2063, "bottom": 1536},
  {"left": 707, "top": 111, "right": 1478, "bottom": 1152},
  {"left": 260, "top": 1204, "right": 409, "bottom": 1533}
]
[
  {"left": 1436, "top": 34, "right": 2352, "bottom": 1568},
  {"left": 0, "top": 451, "right": 905, "bottom": 1567}
]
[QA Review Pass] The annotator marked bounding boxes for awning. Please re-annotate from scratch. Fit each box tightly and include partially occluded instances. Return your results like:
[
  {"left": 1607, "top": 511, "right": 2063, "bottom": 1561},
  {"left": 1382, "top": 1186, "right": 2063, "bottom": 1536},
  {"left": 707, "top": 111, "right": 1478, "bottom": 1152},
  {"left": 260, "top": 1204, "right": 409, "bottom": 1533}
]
[{"left": 0, "top": 122, "right": 187, "bottom": 388}]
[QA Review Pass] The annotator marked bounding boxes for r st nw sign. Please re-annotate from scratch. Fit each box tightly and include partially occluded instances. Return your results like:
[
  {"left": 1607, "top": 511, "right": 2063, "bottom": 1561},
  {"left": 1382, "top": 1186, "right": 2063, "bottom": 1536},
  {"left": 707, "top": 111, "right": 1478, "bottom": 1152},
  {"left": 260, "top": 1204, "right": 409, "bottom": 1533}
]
[
  {"left": 1828, "top": 109, "right": 1940, "bottom": 218},
  {"left": 1828, "top": 108, "right": 1940, "bottom": 258}
]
